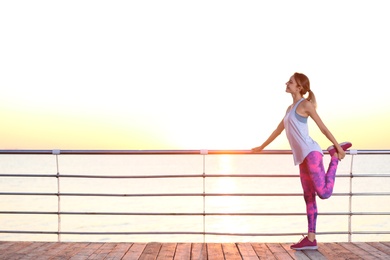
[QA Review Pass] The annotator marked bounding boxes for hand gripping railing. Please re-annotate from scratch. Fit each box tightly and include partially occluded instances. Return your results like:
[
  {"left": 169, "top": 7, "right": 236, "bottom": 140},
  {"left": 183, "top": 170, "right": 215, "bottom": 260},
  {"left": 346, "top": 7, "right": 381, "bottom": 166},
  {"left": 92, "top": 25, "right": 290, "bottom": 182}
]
[{"left": 0, "top": 149, "right": 389, "bottom": 243}]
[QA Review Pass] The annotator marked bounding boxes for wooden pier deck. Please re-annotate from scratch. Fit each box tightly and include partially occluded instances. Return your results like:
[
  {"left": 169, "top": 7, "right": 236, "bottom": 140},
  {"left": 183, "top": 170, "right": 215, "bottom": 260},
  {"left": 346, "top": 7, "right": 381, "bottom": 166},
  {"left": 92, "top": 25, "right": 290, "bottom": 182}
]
[{"left": 0, "top": 241, "right": 389, "bottom": 259}]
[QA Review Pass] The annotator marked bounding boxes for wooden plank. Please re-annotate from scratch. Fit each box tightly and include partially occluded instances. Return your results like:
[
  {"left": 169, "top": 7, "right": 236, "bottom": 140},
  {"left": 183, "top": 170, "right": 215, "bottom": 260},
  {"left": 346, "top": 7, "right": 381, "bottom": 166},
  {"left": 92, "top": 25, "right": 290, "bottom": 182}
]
[
  {"left": 0, "top": 242, "right": 34, "bottom": 259},
  {"left": 27, "top": 242, "right": 67, "bottom": 260},
  {"left": 173, "top": 243, "right": 191, "bottom": 260},
  {"left": 266, "top": 243, "right": 292, "bottom": 260},
  {"left": 46, "top": 242, "right": 79, "bottom": 259},
  {"left": 367, "top": 242, "right": 390, "bottom": 256},
  {"left": 316, "top": 243, "right": 347, "bottom": 260},
  {"left": 139, "top": 242, "right": 162, "bottom": 260},
  {"left": 69, "top": 242, "right": 104, "bottom": 260},
  {"left": 191, "top": 243, "right": 207, "bottom": 260},
  {"left": 53, "top": 242, "right": 91, "bottom": 259},
  {"left": 221, "top": 243, "right": 242, "bottom": 260},
  {"left": 236, "top": 243, "right": 259, "bottom": 260},
  {"left": 0, "top": 241, "right": 14, "bottom": 251},
  {"left": 87, "top": 242, "right": 118, "bottom": 259},
  {"left": 0, "top": 241, "right": 41, "bottom": 260},
  {"left": 338, "top": 242, "right": 375, "bottom": 260},
  {"left": 353, "top": 242, "right": 390, "bottom": 259},
  {"left": 11, "top": 241, "right": 44, "bottom": 253},
  {"left": 251, "top": 243, "right": 276, "bottom": 259},
  {"left": 280, "top": 243, "right": 311, "bottom": 260},
  {"left": 207, "top": 243, "right": 224, "bottom": 260},
  {"left": 104, "top": 243, "right": 133, "bottom": 260},
  {"left": 122, "top": 243, "right": 147, "bottom": 260},
  {"left": 325, "top": 242, "right": 362, "bottom": 260},
  {"left": 302, "top": 249, "right": 328, "bottom": 260},
  {"left": 156, "top": 243, "right": 177, "bottom": 260}
]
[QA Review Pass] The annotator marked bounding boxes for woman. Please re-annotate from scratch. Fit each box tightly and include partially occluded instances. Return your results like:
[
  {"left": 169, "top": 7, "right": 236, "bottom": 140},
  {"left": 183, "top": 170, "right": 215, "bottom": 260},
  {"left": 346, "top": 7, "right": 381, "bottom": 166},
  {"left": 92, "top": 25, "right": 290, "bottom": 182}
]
[{"left": 252, "top": 72, "right": 352, "bottom": 250}]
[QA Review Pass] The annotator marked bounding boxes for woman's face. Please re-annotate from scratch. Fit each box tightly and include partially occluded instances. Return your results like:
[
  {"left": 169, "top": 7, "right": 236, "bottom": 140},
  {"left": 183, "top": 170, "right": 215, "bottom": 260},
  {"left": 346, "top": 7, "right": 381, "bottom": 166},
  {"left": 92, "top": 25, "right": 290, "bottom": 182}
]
[{"left": 285, "top": 76, "right": 300, "bottom": 94}]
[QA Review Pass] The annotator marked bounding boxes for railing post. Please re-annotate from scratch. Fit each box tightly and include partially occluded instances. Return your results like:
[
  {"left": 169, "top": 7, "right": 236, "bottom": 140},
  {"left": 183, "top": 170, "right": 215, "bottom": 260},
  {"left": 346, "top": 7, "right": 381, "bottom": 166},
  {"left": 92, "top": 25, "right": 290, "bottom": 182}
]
[
  {"left": 200, "top": 149, "right": 208, "bottom": 243},
  {"left": 348, "top": 149, "right": 358, "bottom": 242},
  {"left": 53, "top": 149, "right": 61, "bottom": 242}
]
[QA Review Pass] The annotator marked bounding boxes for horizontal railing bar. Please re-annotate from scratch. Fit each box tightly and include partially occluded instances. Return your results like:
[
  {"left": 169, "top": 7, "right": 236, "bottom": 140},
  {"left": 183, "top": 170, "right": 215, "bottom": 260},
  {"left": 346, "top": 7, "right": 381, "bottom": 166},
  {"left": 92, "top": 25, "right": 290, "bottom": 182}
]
[
  {"left": 1, "top": 211, "right": 389, "bottom": 216},
  {"left": 0, "top": 231, "right": 203, "bottom": 235},
  {"left": 204, "top": 232, "right": 355, "bottom": 236},
  {"left": 0, "top": 174, "right": 205, "bottom": 178},
  {"left": 1, "top": 173, "right": 389, "bottom": 178},
  {"left": 0, "top": 174, "right": 58, "bottom": 178},
  {"left": 206, "top": 231, "right": 390, "bottom": 236},
  {"left": 351, "top": 231, "right": 390, "bottom": 234},
  {"left": 0, "top": 192, "right": 299, "bottom": 197},
  {"left": 345, "top": 174, "right": 390, "bottom": 177},
  {"left": 0, "top": 149, "right": 284, "bottom": 155},
  {"left": 1, "top": 230, "right": 389, "bottom": 236},
  {"left": 0, "top": 231, "right": 349, "bottom": 236},
  {"left": 1, "top": 192, "right": 389, "bottom": 197},
  {"left": 1, "top": 149, "right": 389, "bottom": 155},
  {"left": 1, "top": 174, "right": 300, "bottom": 179}
]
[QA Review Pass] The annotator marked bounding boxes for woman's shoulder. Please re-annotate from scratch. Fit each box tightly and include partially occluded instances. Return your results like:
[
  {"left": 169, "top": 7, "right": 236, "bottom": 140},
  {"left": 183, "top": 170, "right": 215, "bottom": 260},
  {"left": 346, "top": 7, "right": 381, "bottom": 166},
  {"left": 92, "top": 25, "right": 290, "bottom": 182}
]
[
  {"left": 296, "top": 98, "right": 315, "bottom": 116},
  {"left": 299, "top": 98, "right": 316, "bottom": 115},
  {"left": 300, "top": 98, "right": 314, "bottom": 108}
]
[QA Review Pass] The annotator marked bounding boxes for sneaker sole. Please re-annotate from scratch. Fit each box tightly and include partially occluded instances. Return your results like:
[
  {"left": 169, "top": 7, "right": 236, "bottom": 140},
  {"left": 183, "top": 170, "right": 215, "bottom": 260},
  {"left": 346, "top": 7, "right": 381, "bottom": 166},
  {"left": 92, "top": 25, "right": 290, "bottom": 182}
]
[{"left": 292, "top": 245, "right": 318, "bottom": 250}]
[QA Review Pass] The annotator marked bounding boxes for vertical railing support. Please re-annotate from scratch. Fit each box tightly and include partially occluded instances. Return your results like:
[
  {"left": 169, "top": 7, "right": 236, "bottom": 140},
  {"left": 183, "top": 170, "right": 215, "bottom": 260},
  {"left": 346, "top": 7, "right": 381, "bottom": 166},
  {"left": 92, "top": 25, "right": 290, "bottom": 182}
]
[
  {"left": 53, "top": 149, "right": 61, "bottom": 242},
  {"left": 348, "top": 149, "right": 358, "bottom": 242},
  {"left": 200, "top": 149, "right": 208, "bottom": 244}
]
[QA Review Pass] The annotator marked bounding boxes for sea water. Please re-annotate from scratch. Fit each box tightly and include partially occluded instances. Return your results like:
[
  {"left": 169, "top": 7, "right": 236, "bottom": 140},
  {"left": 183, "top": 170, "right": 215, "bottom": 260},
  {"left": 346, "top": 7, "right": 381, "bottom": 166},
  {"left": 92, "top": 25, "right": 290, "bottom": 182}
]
[{"left": 0, "top": 153, "right": 389, "bottom": 243}]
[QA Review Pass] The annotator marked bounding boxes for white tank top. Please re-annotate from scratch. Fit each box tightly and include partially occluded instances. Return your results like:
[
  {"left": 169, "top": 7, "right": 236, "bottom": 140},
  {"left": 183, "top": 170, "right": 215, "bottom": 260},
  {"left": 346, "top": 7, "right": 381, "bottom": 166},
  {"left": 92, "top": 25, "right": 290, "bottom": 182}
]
[{"left": 283, "top": 98, "right": 323, "bottom": 165}]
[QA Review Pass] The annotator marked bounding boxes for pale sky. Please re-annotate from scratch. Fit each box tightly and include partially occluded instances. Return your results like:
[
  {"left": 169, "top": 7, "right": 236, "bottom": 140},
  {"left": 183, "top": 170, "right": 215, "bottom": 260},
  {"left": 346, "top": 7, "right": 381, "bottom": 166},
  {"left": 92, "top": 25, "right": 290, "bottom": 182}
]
[{"left": 1, "top": 1, "right": 389, "bottom": 150}]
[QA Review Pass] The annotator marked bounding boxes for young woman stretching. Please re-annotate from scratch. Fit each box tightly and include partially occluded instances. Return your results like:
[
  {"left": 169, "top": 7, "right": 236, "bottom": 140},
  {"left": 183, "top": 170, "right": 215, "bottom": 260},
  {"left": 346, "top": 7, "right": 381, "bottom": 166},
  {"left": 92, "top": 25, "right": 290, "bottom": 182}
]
[{"left": 252, "top": 72, "right": 352, "bottom": 250}]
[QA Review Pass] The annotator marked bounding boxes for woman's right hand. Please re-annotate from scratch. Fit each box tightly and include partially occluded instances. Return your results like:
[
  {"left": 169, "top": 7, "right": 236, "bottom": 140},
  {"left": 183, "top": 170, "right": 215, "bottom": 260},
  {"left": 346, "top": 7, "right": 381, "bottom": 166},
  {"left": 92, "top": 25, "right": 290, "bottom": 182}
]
[{"left": 251, "top": 146, "right": 264, "bottom": 153}]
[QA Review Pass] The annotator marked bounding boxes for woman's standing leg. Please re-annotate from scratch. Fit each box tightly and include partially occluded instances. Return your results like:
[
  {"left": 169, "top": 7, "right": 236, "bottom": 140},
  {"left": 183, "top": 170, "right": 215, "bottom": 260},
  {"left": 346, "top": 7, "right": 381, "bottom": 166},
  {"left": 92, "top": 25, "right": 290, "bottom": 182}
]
[{"left": 299, "top": 161, "right": 318, "bottom": 235}]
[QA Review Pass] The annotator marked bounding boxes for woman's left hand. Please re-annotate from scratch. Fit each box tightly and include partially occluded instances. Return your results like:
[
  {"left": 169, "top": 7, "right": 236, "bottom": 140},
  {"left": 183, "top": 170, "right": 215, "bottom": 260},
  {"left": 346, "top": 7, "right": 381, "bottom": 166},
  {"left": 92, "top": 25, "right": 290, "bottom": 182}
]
[{"left": 337, "top": 148, "right": 346, "bottom": 160}]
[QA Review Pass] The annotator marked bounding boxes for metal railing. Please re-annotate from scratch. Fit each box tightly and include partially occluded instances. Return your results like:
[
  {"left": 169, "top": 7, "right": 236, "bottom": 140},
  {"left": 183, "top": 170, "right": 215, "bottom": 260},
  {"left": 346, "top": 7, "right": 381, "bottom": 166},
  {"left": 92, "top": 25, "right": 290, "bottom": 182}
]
[{"left": 0, "top": 149, "right": 389, "bottom": 243}]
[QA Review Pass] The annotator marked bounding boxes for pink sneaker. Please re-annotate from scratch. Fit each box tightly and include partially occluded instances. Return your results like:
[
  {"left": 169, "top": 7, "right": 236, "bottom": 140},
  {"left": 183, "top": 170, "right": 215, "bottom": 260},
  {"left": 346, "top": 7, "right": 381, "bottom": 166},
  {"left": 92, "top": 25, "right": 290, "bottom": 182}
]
[
  {"left": 290, "top": 236, "right": 318, "bottom": 250},
  {"left": 327, "top": 142, "right": 352, "bottom": 157}
]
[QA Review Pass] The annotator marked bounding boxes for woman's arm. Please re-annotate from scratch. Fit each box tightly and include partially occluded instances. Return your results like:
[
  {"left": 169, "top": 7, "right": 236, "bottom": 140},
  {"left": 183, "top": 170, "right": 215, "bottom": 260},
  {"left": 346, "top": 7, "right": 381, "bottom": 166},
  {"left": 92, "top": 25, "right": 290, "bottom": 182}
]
[{"left": 252, "top": 119, "right": 285, "bottom": 152}]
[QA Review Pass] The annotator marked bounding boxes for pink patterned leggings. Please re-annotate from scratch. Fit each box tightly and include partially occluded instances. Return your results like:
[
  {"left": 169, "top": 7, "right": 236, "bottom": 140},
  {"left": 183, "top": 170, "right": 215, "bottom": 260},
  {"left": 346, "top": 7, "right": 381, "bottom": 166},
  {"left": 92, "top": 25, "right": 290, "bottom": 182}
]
[{"left": 299, "top": 151, "right": 339, "bottom": 233}]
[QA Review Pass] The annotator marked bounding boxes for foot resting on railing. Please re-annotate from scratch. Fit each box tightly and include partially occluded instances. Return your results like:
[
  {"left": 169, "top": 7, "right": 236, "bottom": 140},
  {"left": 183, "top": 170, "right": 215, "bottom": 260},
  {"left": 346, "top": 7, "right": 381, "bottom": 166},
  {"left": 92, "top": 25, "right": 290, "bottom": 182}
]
[{"left": 327, "top": 142, "right": 352, "bottom": 157}]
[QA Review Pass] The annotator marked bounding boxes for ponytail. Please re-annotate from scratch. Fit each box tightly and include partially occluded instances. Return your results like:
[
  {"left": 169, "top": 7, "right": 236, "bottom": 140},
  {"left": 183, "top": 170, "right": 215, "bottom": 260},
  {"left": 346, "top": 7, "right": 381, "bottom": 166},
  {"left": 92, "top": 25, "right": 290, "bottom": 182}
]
[{"left": 307, "top": 90, "right": 317, "bottom": 109}]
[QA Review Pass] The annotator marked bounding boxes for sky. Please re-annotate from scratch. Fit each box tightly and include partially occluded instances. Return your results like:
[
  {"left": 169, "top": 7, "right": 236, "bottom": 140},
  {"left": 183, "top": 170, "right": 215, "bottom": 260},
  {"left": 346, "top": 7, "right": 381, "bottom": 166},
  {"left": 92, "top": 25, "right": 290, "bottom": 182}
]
[{"left": 1, "top": 0, "right": 389, "bottom": 150}]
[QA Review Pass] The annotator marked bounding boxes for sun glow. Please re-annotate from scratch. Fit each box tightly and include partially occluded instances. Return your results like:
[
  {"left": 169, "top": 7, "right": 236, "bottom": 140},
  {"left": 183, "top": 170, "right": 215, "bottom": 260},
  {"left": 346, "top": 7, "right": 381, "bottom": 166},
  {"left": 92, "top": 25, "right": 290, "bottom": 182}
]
[{"left": 1, "top": 1, "right": 389, "bottom": 150}]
